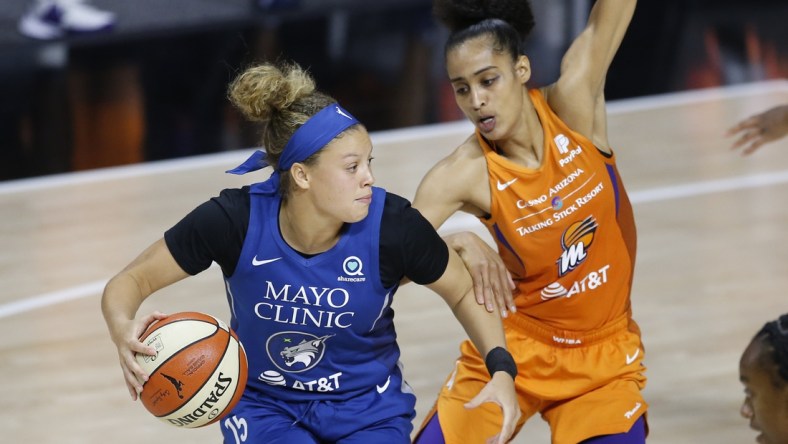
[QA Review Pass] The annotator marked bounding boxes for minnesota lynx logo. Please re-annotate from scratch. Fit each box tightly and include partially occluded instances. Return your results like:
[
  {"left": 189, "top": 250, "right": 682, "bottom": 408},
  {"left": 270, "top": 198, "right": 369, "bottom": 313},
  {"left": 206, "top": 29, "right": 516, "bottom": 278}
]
[
  {"left": 282, "top": 337, "right": 330, "bottom": 366},
  {"left": 556, "top": 215, "right": 597, "bottom": 276},
  {"left": 266, "top": 332, "right": 334, "bottom": 373}
]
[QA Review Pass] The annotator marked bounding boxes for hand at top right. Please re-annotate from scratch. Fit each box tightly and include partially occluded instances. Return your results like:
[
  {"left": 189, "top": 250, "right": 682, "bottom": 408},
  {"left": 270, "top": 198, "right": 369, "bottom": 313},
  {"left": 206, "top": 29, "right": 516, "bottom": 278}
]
[{"left": 727, "top": 104, "right": 788, "bottom": 155}]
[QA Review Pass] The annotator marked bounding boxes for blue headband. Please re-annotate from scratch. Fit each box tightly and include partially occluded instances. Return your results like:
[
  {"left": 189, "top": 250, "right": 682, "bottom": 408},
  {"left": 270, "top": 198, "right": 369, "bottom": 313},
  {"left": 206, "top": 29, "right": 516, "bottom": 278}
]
[{"left": 226, "top": 104, "right": 360, "bottom": 194}]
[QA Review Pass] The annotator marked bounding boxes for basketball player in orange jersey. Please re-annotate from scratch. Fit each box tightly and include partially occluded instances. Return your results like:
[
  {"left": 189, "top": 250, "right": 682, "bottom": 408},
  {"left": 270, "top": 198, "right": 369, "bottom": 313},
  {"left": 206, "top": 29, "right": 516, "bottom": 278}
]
[{"left": 411, "top": 1, "right": 647, "bottom": 443}]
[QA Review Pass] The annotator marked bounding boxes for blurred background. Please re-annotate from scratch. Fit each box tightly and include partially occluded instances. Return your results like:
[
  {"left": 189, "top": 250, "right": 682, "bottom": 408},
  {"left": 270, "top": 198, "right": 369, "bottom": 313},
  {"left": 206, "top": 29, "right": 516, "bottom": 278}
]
[{"left": 0, "top": 0, "right": 786, "bottom": 181}]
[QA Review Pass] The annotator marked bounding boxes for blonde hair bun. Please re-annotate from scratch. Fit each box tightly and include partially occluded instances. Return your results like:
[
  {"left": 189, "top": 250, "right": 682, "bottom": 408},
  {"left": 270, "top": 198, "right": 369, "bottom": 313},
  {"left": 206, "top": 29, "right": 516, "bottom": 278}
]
[{"left": 228, "top": 62, "right": 316, "bottom": 122}]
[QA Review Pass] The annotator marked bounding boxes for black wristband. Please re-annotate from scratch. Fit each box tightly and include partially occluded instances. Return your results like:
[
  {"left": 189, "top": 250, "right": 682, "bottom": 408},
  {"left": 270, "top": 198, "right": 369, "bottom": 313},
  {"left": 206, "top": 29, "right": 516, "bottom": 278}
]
[{"left": 485, "top": 346, "right": 517, "bottom": 380}]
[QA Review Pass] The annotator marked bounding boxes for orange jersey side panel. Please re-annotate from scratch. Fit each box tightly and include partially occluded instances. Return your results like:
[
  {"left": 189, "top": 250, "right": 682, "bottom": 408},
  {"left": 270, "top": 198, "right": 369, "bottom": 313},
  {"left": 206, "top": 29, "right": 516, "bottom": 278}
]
[{"left": 478, "top": 89, "right": 637, "bottom": 331}]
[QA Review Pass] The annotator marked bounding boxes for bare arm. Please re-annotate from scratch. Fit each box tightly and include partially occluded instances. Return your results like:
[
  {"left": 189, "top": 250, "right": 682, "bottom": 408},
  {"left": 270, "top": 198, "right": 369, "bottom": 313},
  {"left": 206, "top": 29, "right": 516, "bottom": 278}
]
[
  {"left": 426, "top": 247, "right": 520, "bottom": 444},
  {"left": 412, "top": 138, "right": 488, "bottom": 229},
  {"left": 101, "top": 238, "right": 190, "bottom": 399},
  {"left": 413, "top": 140, "right": 515, "bottom": 315},
  {"left": 549, "top": 0, "right": 637, "bottom": 147},
  {"left": 427, "top": 246, "right": 506, "bottom": 357}
]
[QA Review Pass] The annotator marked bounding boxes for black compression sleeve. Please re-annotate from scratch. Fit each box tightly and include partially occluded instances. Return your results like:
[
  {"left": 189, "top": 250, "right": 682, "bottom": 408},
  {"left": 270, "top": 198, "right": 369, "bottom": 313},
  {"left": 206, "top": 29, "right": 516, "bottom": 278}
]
[
  {"left": 379, "top": 193, "right": 449, "bottom": 287},
  {"left": 164, "top": 187, "right": 249, "bottom": 276}
]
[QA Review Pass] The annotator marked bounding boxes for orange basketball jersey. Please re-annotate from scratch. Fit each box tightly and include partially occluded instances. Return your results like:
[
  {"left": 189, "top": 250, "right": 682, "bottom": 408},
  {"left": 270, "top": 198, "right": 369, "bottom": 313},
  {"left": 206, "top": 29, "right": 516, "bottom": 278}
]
[{"left": 478, "top": 89, "right": 637, "bottom": 332}]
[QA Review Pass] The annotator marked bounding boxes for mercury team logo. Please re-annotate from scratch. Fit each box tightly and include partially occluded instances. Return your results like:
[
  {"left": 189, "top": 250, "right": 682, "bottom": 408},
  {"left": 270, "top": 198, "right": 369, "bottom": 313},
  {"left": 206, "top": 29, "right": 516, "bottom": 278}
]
[
  {"left": 266, "top": 332, "right": 334, "bottom": 373},
  {"left": 556, "top": 215, "right": 597, "bottom": 276}
]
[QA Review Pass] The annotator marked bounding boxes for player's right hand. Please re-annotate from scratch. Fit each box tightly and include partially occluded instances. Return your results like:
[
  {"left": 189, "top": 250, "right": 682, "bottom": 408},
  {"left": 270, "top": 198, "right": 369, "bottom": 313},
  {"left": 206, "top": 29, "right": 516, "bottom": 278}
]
[
  {"left": 464, "top": 371, "right": 521, "bottom": 444},
  {"left": 111, "top": 310, "right": 168, "bottom": 400}
]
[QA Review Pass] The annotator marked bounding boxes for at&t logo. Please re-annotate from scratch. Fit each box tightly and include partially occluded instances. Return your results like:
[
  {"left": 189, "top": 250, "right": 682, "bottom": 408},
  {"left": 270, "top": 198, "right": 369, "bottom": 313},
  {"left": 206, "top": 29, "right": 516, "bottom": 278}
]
[{"left": 541, "top": 264, "right": 610, "bottom": 300}]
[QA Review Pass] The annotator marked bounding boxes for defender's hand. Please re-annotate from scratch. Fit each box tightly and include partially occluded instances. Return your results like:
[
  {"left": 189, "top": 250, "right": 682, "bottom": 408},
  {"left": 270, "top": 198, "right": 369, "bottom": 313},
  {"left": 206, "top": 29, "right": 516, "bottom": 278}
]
[{"left": 448, "top": 231, "right": 516, "bottom": 317}]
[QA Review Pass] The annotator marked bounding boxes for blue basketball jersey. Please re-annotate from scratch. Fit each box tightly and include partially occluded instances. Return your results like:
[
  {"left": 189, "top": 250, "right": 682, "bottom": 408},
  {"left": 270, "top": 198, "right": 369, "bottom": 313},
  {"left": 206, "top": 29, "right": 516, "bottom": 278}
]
[{"left": 225, "top": 185, "right": 401, "bottom": 402}]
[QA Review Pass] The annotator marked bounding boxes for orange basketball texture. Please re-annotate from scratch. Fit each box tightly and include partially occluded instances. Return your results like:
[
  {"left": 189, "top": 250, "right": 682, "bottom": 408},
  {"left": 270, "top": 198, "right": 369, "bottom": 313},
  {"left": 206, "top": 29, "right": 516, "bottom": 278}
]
[{"left": 135, "top": 312, "right": 248, "bottom": 428}]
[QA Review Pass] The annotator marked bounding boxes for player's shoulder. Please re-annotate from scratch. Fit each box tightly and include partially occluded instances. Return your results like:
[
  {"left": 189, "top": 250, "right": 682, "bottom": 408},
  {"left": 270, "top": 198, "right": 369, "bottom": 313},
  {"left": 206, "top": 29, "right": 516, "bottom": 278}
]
[
  {"left": 215, "top": 186, "right": 250, "bottom": 201},
  {"left": 212, "top": 186, "right": 250, "bottom": 208},
  {"left": 202, "top": 186, "right": 251, "bottom": 225},
  {"left": 429, "top": 133, "right": 485, "bottom": 178},
  {"left": 382, "top": 191, "right": 413, "bottom": 213},
  {"left": 453, "top": 133, "right": 485, "bottom": 160},
  {"left": 382, "top": 192, "right": 435, "bottom": 225}
]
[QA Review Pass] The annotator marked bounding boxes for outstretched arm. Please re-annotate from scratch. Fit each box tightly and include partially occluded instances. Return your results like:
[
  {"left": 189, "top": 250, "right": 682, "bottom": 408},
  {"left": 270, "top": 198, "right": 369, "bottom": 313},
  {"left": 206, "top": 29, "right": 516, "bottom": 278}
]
[
  {"left": 101, "top": 238, "right": 190, "bottom": 400},
  {"left": 550, "top": 0, "right": 637, "bottom": 146},
  {"left": 560, "top": 0, "right": 637, "bottom": 95},
  {"left": 726, "top": 104, "right": 788, "bottom": 155}
]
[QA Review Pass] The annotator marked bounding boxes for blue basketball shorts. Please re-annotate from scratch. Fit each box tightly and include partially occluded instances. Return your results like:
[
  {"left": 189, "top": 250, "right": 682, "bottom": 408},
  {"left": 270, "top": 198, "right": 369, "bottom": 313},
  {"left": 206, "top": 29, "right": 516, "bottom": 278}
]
[{"left": 220, "top": 370, "right": 416, "bottom": 444}]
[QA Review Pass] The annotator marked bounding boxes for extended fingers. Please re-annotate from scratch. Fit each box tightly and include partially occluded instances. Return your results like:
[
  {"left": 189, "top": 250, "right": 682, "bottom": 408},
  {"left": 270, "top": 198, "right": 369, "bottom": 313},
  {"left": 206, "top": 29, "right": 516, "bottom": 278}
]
[
  {"left": 489, "top": 263, "right": 515, "bottom": 317},
  {"left": 479, "top": 260, "right": 514, "bottom": 316},
  {"left": 732, "top": 128, "right": 763, "bottom": 151},
  {"left": 463, "top": 389, "right": 489, "bottom": 410},
  {"left": 500, "top": 403, "right": 521, "bottom": 443},
  {"left": 467, "top": 395, "right": 519, "bottom": 444},
  {"left": 138, "top": 311, "right": 168, "bottom": 334},
  {"left": 471, "top": 264, "right": 496, "bottom": 312},
  {"left": 125, "top": 339, "right": 153, "bottom": 373},
  {"left": 498, "top": 267, "right": 516, "bottom": 314},
  {"left": 121, "top": 328, "right": 157, "bottom": 392},
  {"left": 120, "top": 353, "right": 147, "bottom": 399},
  {"left": 489, "top": 405, "right": 520, "bottom": 444},
  {"left": 742, "top": 139, "right": 765, "bottom": 156},
  {"left": 726, "top": 115, "right": 759, "bottom": 137},
  {"left": 464, "top": 381, "right": 520, "bottom": 444}
]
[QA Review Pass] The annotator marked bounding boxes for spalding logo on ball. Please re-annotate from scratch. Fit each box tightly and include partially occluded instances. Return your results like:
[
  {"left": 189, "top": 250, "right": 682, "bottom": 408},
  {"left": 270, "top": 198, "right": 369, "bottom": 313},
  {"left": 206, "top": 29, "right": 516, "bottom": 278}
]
[{"left": 135, "top": 312, "right": 248, "bottom": 428}]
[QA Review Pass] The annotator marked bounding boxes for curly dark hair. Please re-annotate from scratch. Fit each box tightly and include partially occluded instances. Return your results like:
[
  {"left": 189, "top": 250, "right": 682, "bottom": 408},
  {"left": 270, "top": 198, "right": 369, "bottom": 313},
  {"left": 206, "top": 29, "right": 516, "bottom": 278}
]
[
  {"left": 433, "top": 0, "right": 535, "bottom": 59},
  {"left": 754, "top": 313, "right": 788, "bottom": 387}
]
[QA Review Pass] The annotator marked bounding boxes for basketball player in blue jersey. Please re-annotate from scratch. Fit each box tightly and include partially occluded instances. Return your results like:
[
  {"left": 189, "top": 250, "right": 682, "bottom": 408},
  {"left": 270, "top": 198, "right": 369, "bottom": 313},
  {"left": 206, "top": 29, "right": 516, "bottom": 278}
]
[{"left": 101, "top": 61, "right": 520, "bottom": 444}]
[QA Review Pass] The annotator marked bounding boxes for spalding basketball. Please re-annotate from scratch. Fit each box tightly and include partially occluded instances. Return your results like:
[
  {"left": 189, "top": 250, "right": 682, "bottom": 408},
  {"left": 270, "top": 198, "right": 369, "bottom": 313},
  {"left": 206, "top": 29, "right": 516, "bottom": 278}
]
[{"left": 135, "top": 311, "right": 248, "bottom": 428}]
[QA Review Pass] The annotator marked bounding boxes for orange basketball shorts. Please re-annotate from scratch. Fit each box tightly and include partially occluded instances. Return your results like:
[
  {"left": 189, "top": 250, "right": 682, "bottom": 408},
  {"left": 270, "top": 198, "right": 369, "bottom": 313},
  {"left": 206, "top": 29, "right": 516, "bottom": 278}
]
[{"left": 418, "top": 314, "right": 648, "bottom": 444}]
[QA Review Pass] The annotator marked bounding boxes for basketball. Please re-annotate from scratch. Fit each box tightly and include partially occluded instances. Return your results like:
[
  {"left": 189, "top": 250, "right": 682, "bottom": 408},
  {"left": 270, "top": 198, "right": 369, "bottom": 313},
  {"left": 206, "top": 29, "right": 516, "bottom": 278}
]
[{"left": 135, "top": 311, "right": 248, "bottom": 428}]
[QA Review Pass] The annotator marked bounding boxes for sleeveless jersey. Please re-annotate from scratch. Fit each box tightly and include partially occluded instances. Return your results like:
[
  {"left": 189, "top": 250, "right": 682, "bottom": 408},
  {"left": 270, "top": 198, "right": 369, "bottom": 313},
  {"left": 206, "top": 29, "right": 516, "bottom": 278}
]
[
  {"left": 478, "top": 89, "right": 637, "bottom": 332},
  {"left": 225, "top": 185, "right": 401, "bottom": 401}
]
